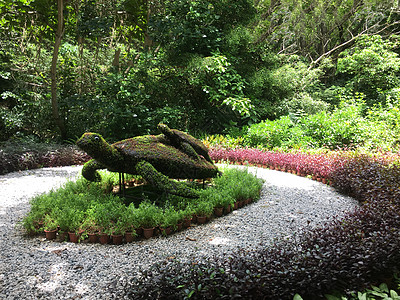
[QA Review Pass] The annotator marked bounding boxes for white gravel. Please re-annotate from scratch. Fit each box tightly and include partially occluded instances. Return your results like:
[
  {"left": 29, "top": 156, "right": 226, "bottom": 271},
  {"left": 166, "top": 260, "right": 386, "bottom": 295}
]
[{"left": 0, "top": 164, "right": 359, "bottom": 299}]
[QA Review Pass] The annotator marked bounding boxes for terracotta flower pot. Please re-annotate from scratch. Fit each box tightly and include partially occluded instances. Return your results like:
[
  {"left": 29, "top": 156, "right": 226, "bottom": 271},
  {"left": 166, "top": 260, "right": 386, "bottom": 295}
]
[
  {"left": 68, "top": 232, "right": 79, "bottom": 243},
  {"left": 176, "top": 223, "right": 183, "bottom": 231},
  {"left": 58, "top": 231, "right": 68, "bottom": 242},
  {"left": 224, "top": 205, "right": 231, "bottom": 214},
  {"left": 183, "top": 218, "right": 192, "bottom": 228},
  {"left": 125, "top": 232, "right": 135, "bottom": 243},
  {"left": 143, "top": 227, "right": 155, "bottom": 239},
  {"left": 214, "top": 207, "right": 223, "bottom": 217},
  {"left": 88, "top": 233, "right": 98, "bottom": 243},
  {"left": 44, "top": 229, "right": 57, "bottom": 240},
  {"left": 98, "top": 233, "right": 109, "bottom": 245},
  {"left": 112, "top": 234, "right": 123, "bottom": 245},
  {"left": 160, "top": 227, "right": 172, "bottom": 236},
  {"left": 197, "top": 216, "right": 207, "bottom": 224},
  {"left": 135, "top": 227, "right": 143, "bottom": 237},
  {"left": 192, "top": 215, "right": 197, "bottom": 224}
]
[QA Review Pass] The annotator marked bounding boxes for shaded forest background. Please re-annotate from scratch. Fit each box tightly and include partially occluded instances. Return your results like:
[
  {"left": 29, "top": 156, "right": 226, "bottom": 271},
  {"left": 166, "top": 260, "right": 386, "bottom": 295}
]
[{"left": 1, "top": 0, "right": 400, "bottom": 145}]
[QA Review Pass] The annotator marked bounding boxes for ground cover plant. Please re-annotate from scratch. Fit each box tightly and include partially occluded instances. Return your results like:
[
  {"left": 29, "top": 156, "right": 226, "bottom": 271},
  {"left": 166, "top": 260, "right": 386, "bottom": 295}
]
[
  {"left": 115, "top": 149, "right": 400, "bottom": 299},
  {"left": 0, "top": 139, "right": 89, "bottom": 175},
  {"left": 21, "top": 168, "right": 264, "bottom": 243}
]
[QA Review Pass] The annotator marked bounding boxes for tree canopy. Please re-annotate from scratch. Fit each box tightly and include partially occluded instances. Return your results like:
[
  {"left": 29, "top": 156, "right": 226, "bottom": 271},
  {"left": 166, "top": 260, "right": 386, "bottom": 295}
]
[{"left": 1, "top": 0, "right": 399, "bottom": 142}]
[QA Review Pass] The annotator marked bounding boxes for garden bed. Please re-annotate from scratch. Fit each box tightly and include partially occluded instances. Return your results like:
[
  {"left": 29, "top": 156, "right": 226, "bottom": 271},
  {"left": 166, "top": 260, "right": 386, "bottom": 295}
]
[
  {"left": 22, "top": 168, "right": 264, "bottom": 245},
  {"left": 118, "top": 148, "right": 400, "bottom": 299},
  {"left": 0, "top": 140, "right": 90, "bottom": 175}
]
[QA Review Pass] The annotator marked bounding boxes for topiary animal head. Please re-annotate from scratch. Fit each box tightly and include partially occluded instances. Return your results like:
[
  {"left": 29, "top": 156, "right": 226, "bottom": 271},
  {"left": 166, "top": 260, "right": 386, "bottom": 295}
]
[{"left": 76, "top": 133, "right": 110, "bottom": 158}]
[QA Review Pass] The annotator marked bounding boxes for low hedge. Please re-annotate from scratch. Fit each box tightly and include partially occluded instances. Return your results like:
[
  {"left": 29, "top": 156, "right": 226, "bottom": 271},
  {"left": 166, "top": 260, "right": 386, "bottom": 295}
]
[
  {"left": 117, "top": 148, "right": 400, "bottom": 299},
  {"left": 0, "top": 141, "right": 90, "bottom": 175}
]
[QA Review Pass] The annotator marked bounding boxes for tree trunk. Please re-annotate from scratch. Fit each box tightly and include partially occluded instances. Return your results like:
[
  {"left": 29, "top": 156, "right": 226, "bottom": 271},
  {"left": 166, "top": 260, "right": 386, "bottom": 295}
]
[
  {"left": 50, "top": 0, "right": 67, "bottom": 140},
  {"left": 144, "top": 0, "right": 153, "bottom": 49}
]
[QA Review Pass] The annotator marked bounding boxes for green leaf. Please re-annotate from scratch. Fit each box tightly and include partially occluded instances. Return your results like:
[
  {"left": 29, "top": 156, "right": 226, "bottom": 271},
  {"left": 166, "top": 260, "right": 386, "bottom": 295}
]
[
  {"left": 357, "top": 292, "right": 367, "bottom": 300},
  {"left": 379, "top": 283, "right": 389, "bottom": 293},
  {"left": 390, "top": 289, "right": 399, "bottom": 299},
  {"left": 187, "top": 290, "right": 195, "bottom": 298},
  {"left": 293, "top": 294, "right": 303, "bottom": 300},
  {"left": 325, "top": 294, "right": 342, "bottom": 300}
]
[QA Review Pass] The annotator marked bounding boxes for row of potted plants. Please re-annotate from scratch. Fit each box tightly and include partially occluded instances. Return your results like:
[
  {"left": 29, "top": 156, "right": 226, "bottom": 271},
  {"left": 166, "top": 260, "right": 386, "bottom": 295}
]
[
  {"left": 22, "top": 168, "right": 264, "bottom": 244},
  {"left": 42, "top": 197, "right": 252, "bottom": 245}
]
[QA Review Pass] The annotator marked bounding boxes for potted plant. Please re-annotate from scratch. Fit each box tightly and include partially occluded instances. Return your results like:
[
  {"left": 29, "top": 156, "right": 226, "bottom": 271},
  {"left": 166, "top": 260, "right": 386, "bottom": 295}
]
[
  {"left": 194, "top": 201, "right": 214, "bottom": 224},
  {"left": 137, "top": 201, "right": 162, "bottom": 239},
  {"left": 80, "top": 215, "right": 99, "bottom": 243},
  {"left": 110, "top": 219, "right": 127, "bottom": 245},
  {"left": 21, "top": 214, "right": 42, "bottom": 236},
  {"left": 210, "top": 190, "right": 235, "bottom": 217},
  {"left": 43, "top": 214, "right": 58, "bottom": 240},
  {"left": 121, "top": 204, "right": 139, "bottom": 242},
  {"left": 160, "top": 207, "right": 181, "bottom": 235},
  {"left": 68, "top": 211, "right": 84, "bottom": 243},
  {"left": 181, "top": 205, "right": 194, "bottom": 228},
  {"left": 55, "top": 208, "right": 83, "bottom": 243},
  {"left": 93, "top": 202, "right": 122, "bottom": 244}
]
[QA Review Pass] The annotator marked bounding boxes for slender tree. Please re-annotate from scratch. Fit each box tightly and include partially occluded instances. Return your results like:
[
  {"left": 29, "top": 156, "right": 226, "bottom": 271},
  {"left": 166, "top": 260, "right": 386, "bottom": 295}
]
[{"left": 50, "top": 0, "right": 67, "bottom": 139}]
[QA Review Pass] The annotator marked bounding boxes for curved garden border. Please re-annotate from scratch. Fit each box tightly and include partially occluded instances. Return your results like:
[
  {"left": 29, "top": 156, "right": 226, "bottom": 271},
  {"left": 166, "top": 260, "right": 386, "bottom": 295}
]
[{"left": 119, "top": 148, "right": 400, "bottom": 299}]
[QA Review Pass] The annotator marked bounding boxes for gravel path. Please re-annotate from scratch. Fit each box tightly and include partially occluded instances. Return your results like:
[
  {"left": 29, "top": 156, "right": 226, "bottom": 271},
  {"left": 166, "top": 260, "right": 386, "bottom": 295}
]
[{"left": 0, "top": 165, "right": 359, "bottom": 299}]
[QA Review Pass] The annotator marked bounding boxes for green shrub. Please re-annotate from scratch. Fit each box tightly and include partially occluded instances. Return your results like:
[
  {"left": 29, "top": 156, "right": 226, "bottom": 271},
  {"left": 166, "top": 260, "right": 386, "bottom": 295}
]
[
  {"left": 298, "top": 99, "right": 365, "bottom": 149},
  {"left": 244, "top": 116, "right": 295, "bottom": 149},
  {"left": 136, "top": 200, "right": 163, "bottom": 229},
  {"left": 160, "top": 206, "right": 181, "bottom": 230},
  {"left": 199, "top": 187, "right": 234, "bottom": 209},
  {"left": 193, "top": 200, "right": 214, "bottom": 217},
  {"left": 362, "top": 99, "right": 400, "bottom": 151},
  {"left": 336, "top": 35, "right": 400, "bottom": 106},
  {"left": 242, "top": 97, "right": 368, "bottom": 150}
]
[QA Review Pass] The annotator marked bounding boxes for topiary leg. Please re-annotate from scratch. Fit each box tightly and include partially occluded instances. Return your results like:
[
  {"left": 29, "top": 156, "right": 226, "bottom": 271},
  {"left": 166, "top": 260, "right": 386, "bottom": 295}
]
[
  {"left": 180, "top": 142, "right": 201, "bottom": 160},
  {"left": 82, "top": 159, "right": 105, "bottom": 182},
  {"left": 135, "top": 160, "right": 200, "bottom": 198}
]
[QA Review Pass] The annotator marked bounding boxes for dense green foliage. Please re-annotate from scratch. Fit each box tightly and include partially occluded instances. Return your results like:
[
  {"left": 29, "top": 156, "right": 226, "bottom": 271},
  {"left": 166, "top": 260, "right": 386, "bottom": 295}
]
[
  {"left": 1, "top": 1, "right": 400, "bottom": 143},
  {"left": 4, "top": 1, "right": 400, "bottom": 297},
  {"left": 205, "top": 95, "right": 400, "bottom": 151}
]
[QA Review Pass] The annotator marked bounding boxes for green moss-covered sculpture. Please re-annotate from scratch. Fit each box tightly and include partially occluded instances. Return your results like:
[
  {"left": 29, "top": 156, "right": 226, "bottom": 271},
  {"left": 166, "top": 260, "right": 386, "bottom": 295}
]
[{"left": 76, "top": 124, "right": 219, "bottom": 198}]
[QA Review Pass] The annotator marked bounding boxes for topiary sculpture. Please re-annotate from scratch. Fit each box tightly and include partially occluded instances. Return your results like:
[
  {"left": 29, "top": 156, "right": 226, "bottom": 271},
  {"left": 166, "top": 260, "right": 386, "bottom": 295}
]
[{"left": 76, "top": 124, "right": 219, "bottom": 198}]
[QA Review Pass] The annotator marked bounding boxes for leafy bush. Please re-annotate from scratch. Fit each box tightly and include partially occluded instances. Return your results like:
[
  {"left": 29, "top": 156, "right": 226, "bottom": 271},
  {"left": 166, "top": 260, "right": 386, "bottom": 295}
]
[
  {"left": 362, "top": 99, "right": 400, "bottom": 151},
  {"left": 244, "top": 115, "right": 302, "bottom": 149},
  {"left": 336, "top": 35, "right": 400, "bottom": 106},
  {"left": 298, "top": 99, "right": 365, "bottom": 149},
  {"left": 236, "top": 97, "right": 387, "bottom": 151},
  {"left": 202, "top": 134, "right": 244, "bottom": 149}
]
